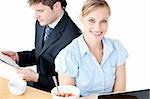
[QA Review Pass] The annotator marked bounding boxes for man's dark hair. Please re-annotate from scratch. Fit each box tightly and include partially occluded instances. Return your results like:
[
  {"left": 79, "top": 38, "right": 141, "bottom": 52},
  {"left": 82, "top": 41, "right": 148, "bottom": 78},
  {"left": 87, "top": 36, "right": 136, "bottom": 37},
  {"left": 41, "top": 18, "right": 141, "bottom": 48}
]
[{"left": 28, "top": 0, "right": 67, "bottom": 9}]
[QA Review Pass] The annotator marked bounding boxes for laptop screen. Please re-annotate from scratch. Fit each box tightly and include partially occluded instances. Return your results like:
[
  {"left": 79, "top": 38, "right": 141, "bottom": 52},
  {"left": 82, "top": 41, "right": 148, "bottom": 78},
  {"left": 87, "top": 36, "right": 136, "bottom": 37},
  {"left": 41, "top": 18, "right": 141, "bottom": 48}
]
[{"left": 98, "top": 89, "right": 150, "bottom": 99}]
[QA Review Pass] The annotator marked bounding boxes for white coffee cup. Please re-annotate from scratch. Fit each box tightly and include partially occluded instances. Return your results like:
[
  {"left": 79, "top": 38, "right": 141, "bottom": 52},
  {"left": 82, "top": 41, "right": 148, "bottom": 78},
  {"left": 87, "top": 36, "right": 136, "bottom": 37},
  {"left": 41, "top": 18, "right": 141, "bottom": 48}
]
[
  {"left": 8, "top": 79, "right": 27, "bottom": 95},
  {"left": 51, "top": 85, "right": 80, "bottom": 99}
]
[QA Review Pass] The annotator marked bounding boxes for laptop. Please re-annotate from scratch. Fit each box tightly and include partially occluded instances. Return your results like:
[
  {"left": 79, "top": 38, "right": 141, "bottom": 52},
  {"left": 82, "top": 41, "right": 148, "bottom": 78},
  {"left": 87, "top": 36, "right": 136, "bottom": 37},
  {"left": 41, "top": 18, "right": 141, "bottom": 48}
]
[{"left": 98, "top": 89, "right": 150, "bottom": 99}]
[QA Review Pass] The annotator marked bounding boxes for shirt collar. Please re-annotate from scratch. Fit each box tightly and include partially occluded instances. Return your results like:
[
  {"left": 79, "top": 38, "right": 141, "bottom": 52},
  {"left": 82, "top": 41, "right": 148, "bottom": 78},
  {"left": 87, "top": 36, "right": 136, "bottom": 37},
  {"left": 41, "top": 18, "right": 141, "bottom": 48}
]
[
  {"left": 48, "top": 11, "right": 64, "bottom": 29},
  {"left": 78, "top": 35, "right": 113, "bottom": 65},
  {"left": 101, "top": 37, "right": 113, "bottom": 65},
  {"left": 78, "top": 35, "right": 91, "bottom": 56}
]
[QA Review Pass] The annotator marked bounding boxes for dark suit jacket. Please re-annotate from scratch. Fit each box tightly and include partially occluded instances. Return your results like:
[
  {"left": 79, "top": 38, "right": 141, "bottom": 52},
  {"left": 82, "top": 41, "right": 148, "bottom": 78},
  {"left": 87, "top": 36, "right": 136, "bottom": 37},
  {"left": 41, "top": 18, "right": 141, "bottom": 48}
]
[{"left": 17, "top": 11, "right": 81, "bottom": 92}]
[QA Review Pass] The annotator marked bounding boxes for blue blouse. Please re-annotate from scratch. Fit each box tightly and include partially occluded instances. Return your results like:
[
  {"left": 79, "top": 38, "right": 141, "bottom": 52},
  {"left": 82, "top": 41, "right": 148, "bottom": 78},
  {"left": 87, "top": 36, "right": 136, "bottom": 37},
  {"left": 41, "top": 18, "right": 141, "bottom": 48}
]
[{"left": 55, "top": 35, "right": 128, "bottom": 96}]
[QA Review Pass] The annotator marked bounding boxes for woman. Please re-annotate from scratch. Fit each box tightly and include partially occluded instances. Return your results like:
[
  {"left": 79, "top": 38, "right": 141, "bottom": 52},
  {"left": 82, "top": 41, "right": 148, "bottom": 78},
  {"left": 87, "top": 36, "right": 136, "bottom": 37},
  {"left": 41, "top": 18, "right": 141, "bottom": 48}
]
[{"left": 55, "top": 0, "right": 128, "bottom": 98}]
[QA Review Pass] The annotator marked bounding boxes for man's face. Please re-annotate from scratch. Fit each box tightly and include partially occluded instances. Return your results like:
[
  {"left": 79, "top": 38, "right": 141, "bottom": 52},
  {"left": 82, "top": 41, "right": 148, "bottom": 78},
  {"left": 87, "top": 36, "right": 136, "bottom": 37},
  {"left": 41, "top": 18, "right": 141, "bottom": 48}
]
[{"left": 31, "top": 3, "right": 57, "bottom": 26}]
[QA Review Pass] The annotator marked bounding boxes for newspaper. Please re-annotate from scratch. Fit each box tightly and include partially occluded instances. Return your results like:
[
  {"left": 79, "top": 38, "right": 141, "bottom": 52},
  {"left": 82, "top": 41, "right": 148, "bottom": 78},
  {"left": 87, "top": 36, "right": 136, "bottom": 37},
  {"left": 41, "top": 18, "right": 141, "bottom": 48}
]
[
  {"left": 0, "top": 52, "right": 19, "bottom": 67},
  {"left": 0, "top": 52, "right": 21, "bottom": 80}
]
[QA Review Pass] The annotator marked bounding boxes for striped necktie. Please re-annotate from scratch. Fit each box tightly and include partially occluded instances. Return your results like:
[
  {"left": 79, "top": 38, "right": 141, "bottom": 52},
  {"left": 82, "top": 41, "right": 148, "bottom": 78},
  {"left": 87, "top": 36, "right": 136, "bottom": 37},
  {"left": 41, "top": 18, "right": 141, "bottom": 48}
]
[{"left": 44, "top": 26, "right": 53, "bottom": 42}]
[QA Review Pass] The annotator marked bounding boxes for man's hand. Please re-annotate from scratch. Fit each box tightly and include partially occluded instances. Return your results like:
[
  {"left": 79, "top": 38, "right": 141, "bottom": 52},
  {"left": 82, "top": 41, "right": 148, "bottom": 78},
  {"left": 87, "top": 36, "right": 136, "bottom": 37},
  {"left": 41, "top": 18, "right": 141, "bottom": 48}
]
[
  {"left": 15, "top": 67, "right": 39, "bottom": 82},
  {"left": 2, "top": 51, "right": 18, "bottom": 62}
]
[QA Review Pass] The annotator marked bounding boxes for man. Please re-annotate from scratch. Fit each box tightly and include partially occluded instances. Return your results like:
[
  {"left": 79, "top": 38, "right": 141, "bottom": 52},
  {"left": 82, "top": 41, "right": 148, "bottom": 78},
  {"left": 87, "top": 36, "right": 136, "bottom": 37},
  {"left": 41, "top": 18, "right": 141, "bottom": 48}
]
[{"left": 2, "top": 0, "right": 81, "bottom": 92}]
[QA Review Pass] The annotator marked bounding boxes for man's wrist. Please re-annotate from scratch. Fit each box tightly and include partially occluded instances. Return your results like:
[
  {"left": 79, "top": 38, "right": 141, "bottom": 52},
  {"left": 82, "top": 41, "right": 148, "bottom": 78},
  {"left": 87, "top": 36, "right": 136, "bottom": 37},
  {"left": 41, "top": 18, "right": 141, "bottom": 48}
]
[
  {"left": 34, "top": 73, "right": 39, "bottom": 82},
  {"left": 15, "top": 52, "right": 19, "bottom": 63}
]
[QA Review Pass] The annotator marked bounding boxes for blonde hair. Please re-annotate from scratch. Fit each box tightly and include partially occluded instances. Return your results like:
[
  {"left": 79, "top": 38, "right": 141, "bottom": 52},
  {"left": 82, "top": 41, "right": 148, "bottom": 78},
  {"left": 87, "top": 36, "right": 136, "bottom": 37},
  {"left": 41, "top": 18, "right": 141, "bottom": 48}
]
[{"left": 81, "top": 0, "right": 111, "bottom": 17}]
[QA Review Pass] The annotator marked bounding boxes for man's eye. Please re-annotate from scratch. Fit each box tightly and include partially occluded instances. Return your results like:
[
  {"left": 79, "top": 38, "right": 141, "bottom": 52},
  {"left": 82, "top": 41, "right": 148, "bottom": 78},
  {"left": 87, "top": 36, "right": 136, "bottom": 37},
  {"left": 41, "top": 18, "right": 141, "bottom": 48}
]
[
  {"left": 89, "top": 19, "right": 95, "bottom": 23},
  {"left": 39, "top": 10, "right": 44, "bottom": 13},
  {"left": 37, "top": 10, "right": 44, "bottom": 13}
]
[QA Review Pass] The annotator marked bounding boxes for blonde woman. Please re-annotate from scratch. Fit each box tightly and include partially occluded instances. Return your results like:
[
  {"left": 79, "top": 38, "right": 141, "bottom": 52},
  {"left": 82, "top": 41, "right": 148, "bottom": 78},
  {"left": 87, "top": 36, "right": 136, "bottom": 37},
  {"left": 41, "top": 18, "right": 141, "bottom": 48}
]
[{"left": 55, "top": 0, "right": 128, "bottom": 98}]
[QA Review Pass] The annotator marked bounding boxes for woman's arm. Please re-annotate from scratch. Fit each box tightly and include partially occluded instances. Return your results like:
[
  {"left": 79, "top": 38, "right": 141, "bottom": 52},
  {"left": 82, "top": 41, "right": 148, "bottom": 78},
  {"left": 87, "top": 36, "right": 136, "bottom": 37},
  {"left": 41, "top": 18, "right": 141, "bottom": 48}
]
[
  {"left": 58, "top": 72, "right": 75, "bottom": 85},
  {"left": 113, "top": 63, "right": 126, "bottom": 92}
]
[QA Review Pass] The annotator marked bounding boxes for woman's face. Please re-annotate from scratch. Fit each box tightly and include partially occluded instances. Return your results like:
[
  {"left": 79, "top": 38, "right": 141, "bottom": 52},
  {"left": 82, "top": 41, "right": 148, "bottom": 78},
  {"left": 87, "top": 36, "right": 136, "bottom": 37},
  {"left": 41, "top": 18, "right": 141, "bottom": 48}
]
[{"left": 81, "top": 7, "right": 110, "bottom": 41}]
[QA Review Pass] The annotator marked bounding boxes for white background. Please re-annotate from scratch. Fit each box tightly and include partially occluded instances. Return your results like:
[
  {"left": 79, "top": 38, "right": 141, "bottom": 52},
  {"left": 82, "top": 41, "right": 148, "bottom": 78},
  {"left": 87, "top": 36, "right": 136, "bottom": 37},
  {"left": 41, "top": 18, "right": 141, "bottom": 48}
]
[{"left": 0, "top": 0, "right": 149, "bottom": 91}]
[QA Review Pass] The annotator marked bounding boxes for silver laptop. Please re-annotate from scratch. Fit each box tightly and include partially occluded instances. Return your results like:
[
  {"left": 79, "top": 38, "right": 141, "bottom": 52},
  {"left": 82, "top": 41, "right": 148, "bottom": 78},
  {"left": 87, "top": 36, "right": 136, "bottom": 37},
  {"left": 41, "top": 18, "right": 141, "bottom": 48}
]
[{"left": 98, "top": 89, "right": 150, "bottom": 99}]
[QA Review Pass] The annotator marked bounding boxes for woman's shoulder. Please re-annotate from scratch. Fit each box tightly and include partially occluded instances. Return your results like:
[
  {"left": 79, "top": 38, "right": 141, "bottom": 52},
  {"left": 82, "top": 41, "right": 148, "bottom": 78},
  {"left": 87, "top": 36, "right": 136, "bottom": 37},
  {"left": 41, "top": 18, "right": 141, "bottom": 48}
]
[
  {"left": 103, "top": 37, "right": 125, "bottom": 50},
  {"left": 103, "top": 37, "right": 128, "bottom": 66},
  {"left": 64, "top": 36, "right": 80, "bottom": 51},
  {"left": 58, "top": 36, "right": 81, "bottom": 58}
]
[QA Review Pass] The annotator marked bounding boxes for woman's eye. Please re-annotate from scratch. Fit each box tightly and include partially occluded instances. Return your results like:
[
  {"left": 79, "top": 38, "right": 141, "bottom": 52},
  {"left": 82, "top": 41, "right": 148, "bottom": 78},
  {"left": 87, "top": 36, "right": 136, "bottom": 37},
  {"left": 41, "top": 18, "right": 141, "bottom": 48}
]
[
  {"left": 89, "top": 19, "right": 95, "bottom": 23},
  {"left": 102, "top": 20, "right": 108, "bottom": 23}
]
